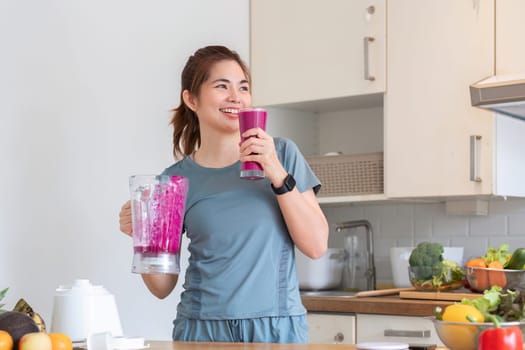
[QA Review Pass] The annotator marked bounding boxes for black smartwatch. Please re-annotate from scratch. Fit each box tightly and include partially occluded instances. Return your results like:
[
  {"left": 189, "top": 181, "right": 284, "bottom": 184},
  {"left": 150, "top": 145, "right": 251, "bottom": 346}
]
[{"left": 271, "top": 173, "right": 296, "bottom": 195}]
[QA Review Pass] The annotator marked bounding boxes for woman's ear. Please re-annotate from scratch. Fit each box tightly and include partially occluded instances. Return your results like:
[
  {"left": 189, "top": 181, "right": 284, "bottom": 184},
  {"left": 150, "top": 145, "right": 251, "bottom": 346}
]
[{"left": 182, "top": 90, "right": 197, "bottom": 112}]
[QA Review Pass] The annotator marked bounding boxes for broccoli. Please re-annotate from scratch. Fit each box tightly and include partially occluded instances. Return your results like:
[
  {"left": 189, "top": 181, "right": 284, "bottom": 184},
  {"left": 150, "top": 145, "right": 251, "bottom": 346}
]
[{"left": 409, "top": 242, "right": 445, "bottom": 280}]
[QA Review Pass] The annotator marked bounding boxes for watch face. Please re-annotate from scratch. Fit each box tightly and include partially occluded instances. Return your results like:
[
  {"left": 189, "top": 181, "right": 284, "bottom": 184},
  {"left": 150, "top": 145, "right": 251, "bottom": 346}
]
[{"left": 284, "top": 174, "right": 296, "bottom": 190}]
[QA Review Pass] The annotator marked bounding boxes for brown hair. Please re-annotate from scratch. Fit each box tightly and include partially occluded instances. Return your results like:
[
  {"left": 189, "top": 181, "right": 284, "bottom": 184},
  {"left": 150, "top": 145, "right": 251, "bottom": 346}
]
[{"left": 170, "top": 45, "right": 251, "bottom": 158}]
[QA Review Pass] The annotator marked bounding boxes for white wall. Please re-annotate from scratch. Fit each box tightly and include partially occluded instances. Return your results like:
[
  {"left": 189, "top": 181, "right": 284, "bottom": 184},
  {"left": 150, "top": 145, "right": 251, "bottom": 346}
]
[{"left": 0, "top": 0, "right": 249, "bottom": 340}]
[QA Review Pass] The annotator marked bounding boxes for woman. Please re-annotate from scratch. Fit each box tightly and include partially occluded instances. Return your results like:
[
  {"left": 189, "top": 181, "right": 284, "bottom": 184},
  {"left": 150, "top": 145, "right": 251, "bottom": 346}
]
[{"left": 119, "top": 45, "right": 328, "bottom": 343}]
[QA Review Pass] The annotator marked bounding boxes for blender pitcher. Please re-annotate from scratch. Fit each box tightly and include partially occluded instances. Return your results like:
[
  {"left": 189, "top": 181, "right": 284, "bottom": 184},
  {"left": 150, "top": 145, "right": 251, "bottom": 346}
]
[
  {"left": 336, "top": 220, "right": 376, "bottom": 291},
  {"left": 129, "top": 175, "right": 188, "bottom": 274}
]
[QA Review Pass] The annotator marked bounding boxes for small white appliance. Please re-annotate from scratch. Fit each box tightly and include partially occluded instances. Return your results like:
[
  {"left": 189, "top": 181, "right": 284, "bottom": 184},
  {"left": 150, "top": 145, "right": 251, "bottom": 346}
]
[
  {"left": 295, "top": 248, "right": 344, "bottom": 290},
  {"left": 50, "top": 279, "right": 123, "bottom": 342}
]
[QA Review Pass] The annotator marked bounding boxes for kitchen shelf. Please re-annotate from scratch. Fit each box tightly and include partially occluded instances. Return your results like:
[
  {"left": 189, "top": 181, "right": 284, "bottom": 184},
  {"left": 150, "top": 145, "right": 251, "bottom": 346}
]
[{"left": 318, "top": 193, "right": 388, "bottom": 205}]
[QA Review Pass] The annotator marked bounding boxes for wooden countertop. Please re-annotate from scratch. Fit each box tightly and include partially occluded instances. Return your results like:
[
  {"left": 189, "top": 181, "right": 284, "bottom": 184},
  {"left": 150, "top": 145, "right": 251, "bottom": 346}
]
[
  {"left": 147, "top": 341, "right": 447, "bottom": 349},
  {"left": 147, "top": 341, "right": 357, "bottom": 349},
  {"left": 301, "top": 295, "right": 455, "bottom": 316}
]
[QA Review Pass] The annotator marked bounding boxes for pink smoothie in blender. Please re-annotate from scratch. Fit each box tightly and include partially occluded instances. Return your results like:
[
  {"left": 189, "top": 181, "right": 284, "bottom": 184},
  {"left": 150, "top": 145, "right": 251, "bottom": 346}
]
[{"left": 129, "top": 175, "right": 188, "bottom": 274}]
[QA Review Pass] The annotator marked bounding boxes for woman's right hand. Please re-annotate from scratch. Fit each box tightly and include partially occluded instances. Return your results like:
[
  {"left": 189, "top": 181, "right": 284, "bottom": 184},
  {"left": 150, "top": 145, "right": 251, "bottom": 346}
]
[{"left": 119, "top": 200, "right": 132, "bottom": 236}]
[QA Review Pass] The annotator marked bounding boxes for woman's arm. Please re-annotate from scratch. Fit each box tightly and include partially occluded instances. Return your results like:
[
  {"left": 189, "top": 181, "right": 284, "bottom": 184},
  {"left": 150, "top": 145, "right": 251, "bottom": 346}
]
[
  {"left": 239, "top": 131, "right": 329, "bottom": 259},
  {"left": 119, "top": 200, "right": 179, "bottom": 298},
  {"left": 272, "top": 176, "right": 329, "bottom": 259}
]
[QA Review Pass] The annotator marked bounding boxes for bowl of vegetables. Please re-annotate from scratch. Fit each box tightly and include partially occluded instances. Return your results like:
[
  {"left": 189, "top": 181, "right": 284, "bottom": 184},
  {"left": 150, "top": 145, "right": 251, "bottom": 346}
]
[
  {"left": 465, "top": 245, "right": 525, "bottom": 292},
  {"left": 430, "top": 287, "right": 525, "bottom": 350},
  {"left": 430, "top": 318, "right": 525, "bottom": 350},
  {"left": 466, "top": 267, "right": 525, "bottom": 292},
  {"left": 408, "top": 242, "right": 464, "bottom": 291}
]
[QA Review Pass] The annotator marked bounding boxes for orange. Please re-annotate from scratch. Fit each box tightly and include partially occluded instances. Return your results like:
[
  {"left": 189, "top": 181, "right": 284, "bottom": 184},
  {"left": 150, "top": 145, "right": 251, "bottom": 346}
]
[
  {"left": 48, "top": 333, "right": 72, "bottom": 350},
  {"left": 0, "top": 330, "right": 13, "bottom": 350}
]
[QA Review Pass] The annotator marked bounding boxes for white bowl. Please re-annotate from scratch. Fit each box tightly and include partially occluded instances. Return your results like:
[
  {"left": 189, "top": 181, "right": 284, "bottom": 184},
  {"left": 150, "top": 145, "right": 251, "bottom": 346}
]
[
  {"left": 295, "top": 248, "right": 344, "bottom": 290},
  {"left": 390, "top": 246, "right": 464, "bottom": 288}
]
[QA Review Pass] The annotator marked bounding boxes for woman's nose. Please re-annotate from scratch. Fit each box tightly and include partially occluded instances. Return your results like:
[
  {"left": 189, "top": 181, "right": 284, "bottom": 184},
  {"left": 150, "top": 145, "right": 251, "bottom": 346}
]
[{"left": 228, "top": 90, "right": 240, "bottom": 103}]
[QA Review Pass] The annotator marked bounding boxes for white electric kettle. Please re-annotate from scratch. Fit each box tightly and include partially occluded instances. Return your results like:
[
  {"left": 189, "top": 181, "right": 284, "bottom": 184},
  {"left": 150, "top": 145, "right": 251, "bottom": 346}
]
[{"left": 50, "top": 279, "right": 123, "bottom": 342}]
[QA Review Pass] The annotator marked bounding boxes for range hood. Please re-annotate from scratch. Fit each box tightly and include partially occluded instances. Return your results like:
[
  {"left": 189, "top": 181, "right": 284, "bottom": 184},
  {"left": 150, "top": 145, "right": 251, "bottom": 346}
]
[{"left": 470, "top": 74, "right": 525, "bottom": 121}]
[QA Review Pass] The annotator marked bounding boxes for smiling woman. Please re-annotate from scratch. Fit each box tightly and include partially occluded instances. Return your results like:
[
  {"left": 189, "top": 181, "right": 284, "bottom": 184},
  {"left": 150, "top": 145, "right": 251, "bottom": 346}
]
[{"left": 117, "top": 45, "right": 329, "bottom": 343}]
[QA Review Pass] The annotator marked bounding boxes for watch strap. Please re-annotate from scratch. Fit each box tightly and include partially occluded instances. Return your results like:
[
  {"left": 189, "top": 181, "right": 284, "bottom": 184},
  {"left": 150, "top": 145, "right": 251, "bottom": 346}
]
[{"left": 271, "top": 173, "right": 296, "bottom": 195}]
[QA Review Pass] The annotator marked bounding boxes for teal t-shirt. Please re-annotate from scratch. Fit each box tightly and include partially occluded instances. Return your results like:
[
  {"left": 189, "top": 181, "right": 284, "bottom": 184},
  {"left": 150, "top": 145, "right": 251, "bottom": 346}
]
[{"left": 163, "top": 137, "right": 320, "bottom": 320}]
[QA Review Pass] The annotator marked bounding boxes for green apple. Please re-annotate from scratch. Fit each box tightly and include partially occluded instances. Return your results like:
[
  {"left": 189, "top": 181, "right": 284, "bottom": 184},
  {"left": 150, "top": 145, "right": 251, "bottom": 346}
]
[{"left": 19, "top": 332, "right": 51, "bottom": 350}]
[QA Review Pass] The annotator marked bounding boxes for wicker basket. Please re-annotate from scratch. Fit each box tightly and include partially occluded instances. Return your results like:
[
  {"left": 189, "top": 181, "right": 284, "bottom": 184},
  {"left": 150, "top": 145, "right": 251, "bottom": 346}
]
[{"left": 306, "top": 152, "right": 384, "bottom": 197}]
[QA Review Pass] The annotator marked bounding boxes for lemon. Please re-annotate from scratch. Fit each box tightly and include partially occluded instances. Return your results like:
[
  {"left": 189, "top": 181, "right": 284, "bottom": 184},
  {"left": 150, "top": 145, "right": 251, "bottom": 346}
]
[{"left": 442, "top": 304, "right": 485, "bottom": 323}]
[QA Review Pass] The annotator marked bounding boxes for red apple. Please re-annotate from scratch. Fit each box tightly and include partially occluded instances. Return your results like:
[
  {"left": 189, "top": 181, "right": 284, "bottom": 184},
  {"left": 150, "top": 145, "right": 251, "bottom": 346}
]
[{"left": 19, "top": 332, "right": 51, "bottom": 350}]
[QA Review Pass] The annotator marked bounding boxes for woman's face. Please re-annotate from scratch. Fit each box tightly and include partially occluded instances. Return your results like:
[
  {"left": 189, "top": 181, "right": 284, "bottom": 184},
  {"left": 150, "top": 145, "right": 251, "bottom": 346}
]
[{"left": 187, "top": 59, "right": 252, "bottom": 136}]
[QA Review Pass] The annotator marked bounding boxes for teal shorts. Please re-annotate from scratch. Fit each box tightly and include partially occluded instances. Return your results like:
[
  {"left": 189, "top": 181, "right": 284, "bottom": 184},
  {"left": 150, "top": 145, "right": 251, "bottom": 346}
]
[{"left": 172, "top": 315, "right": 308, "bottom": 343}]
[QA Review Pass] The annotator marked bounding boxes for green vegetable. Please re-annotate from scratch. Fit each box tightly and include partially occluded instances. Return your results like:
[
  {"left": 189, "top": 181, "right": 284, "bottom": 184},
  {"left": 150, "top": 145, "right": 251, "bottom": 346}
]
[
  {"left": 0, "top": 288, "right": 7, "bottom": 312},
  {"left": 408, "top": 242, "right": 463, "bottom": 289},
  {"left": 461, "top": 286, "right": 525, "bottom": 322},
  {"left": 409, "top": 242, "right": 445, "bottom": 280},
  {"left": 482, "top": 244, "right": 512, "bottom": 266},
  {"left": 507, "top": 248, "right": 525, "bottom": 270}
]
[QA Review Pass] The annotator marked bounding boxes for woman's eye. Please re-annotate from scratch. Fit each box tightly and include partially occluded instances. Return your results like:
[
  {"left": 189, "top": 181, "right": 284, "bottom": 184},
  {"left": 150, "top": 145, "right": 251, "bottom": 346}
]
[
  {"left": 215, "top": 84, "right": 227, "bottom": 89},
  {"left": 240, "top": 86, "right": 250, "bottom": 92}
]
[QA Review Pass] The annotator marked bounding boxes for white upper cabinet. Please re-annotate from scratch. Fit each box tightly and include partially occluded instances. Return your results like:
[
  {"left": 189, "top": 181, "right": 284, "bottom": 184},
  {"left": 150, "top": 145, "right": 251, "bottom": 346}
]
[
  {"left": 250, "top": 0, "right": 525, "bottom": 202},
  {"left": 496, "top": 0, "right": 525, "bottom": 75},
  {"left": 384, "top": 0, "right": 496, "bottom": 198},
  {"left": 492, "top": 0, "right": 525, "bottom": 197},
  {"left": 385, "top": 0, "right": 525, "bottom": 199},
  {"left": 250, "top": 0, "right": 386, "bottom": 108}
]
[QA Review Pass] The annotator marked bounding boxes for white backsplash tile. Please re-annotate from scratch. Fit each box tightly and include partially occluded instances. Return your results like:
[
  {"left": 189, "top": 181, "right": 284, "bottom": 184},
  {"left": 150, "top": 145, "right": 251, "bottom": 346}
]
[
  {"left": 509, "top": 213, "right": 525, "bottom": 235},
  {"left": 469, "top": 215, "right": 507, "bottom": 236},
  {"left": 322, "top": 198, "right": 525, "bottom": 288}
]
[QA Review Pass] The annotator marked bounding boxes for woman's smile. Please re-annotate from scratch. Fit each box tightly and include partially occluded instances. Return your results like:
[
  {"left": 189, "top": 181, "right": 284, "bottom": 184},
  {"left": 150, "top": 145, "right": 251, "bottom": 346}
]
[{"left": 219, "top": 107, "right": 240, "bottom": 119}]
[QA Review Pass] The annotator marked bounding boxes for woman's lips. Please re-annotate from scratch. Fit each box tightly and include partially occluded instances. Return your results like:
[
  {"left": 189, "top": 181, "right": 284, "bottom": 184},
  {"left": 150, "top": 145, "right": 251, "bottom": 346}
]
[
  {"left": 219, "top": 108, "right": 239, "bottom": 119},
  {"left": 219, "top": 107, "right": 239, "bottom": 114}
]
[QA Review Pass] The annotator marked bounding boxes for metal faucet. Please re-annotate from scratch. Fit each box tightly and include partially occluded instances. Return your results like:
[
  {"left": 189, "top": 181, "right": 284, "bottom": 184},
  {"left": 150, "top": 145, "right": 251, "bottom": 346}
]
[{"left": 335, "top": 220, "right": 376, "bottom": 290}]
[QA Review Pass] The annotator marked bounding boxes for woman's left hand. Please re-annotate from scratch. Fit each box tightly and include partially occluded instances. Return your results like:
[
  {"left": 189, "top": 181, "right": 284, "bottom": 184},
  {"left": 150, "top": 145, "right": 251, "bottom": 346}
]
[{"left": 239, "top": 128, "right": 287, "bottom": 185}]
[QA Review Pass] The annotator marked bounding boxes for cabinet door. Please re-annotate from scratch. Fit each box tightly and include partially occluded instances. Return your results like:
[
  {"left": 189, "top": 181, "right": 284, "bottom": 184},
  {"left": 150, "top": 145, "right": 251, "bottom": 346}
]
[
  {"left": 384, "top": 0, "right": 495, "bottom": 197},
  {"left": 496, "top": 0, "right": 525, "bottom": 75},
  {"left": 250, "top": 0, "right": 385, "bottom": 107},
  {"left": 356, "top": 314, "right": 442, "bottom": 345},
  {"left": 307, "top": 312, "right": 356, "bottom": 344}
]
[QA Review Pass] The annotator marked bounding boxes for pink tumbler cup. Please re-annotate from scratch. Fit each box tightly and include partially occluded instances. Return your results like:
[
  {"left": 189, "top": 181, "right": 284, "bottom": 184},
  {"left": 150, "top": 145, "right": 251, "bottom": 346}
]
[{"left": 238, "top": 108, "right": 267, "bottom": 179}]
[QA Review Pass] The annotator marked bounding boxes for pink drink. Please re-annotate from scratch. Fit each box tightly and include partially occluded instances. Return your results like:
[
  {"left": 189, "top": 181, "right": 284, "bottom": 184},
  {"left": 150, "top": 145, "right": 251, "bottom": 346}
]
[
  {"left": 238, "top": 108, "right": 267, "bottom": 179},
  {"left": 130, "top": 175, "right": 188, "bottom": 274}
]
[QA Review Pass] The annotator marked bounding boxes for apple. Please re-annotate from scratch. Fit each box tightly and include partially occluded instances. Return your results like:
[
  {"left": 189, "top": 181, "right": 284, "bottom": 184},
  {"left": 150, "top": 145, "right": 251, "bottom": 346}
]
[{"left": 18, "top": 332, "right": 51, "bottom": 350}]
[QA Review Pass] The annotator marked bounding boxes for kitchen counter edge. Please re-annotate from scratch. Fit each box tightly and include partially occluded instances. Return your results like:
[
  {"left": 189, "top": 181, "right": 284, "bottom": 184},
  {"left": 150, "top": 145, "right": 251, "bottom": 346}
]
[
  {"left": 301, "top": 295, "right": 454, "bottom": 316},
  {"left": 146, "top": 341, "right": 447, "bottom": 349}
]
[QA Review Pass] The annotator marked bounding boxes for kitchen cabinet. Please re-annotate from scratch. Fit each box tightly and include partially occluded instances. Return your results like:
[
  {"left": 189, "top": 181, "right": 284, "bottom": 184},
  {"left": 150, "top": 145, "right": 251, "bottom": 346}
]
[
  {"left": 384, "top": 0, "right": 502, "bottom": 198},
  {"left": 496, "top": 0, "right": 525, "bottom": 75},
  {"left": 356, "top": 314, "right": 442, "bottom": 346},
  {"left": 307, "top": 312, "right": 356, "bottom": 344},
  {"left": 250, "top": 0, "right": 385, "bottom": 108},
  {"left": 384, "top": 0, "right": 525, "bottom": 199},
  {"left": 251, "top": 0, "right": 525, "bottom": 202}
]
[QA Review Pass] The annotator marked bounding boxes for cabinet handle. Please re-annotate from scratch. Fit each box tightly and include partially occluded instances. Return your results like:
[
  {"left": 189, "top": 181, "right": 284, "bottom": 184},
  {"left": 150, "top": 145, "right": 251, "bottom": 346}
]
[
  {"left": 334, "top": 332, "right": 344, "bottom": 343},
  {"left": 363, "top": 36, "right": 375, "bottom": 81},
  {"left": 384, "top": 329, "right": 431, "bottom": 338},
  {"left": 470, "top": 135, "right": 482, "bottom": 182}
]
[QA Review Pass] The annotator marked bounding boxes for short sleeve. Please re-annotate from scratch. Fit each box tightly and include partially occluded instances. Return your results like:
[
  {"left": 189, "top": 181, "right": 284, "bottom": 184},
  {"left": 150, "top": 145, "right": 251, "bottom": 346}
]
[{"left": 274, "top": 137, "right": 321, "bottom": 194}]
